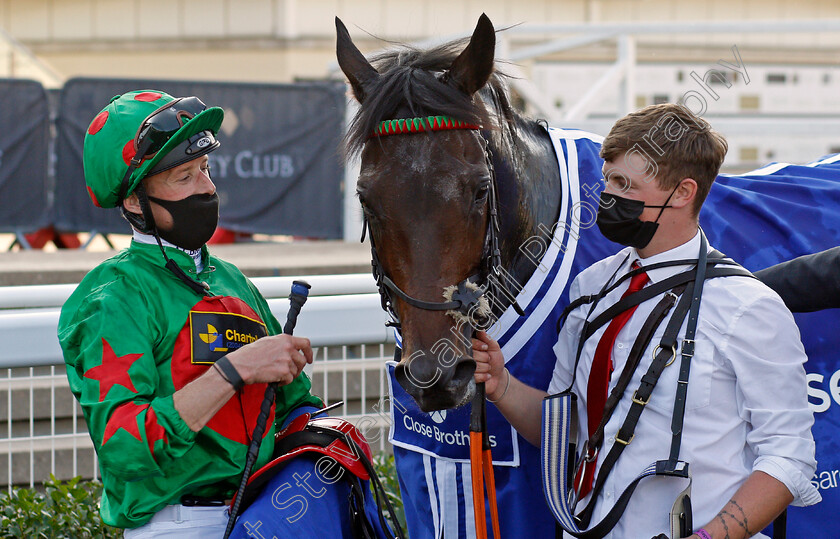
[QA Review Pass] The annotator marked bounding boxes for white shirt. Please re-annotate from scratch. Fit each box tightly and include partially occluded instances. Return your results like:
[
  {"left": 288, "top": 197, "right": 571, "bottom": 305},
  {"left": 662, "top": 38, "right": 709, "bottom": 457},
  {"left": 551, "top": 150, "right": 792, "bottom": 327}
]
[{"left": 548, "top": 231, "right": 820, "bottom": 538}]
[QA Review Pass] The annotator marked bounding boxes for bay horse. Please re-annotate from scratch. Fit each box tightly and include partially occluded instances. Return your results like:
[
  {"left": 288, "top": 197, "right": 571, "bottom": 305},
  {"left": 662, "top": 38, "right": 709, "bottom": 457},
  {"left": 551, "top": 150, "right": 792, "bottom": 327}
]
[
  {"left": 335, "top": 15, "right": 619, "bottom": 538},
  {"left": 337, "top": 14, "right": 568, "bottom": 413},
  {"left": 335, "top": 13, "right": 840, "bottom": 539}
]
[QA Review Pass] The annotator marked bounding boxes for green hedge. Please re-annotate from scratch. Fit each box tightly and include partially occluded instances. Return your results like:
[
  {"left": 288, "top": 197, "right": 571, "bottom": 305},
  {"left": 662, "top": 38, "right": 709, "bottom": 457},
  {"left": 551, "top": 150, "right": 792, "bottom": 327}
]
[
  {"left": 0, "top": 475, "right": 120, "bottom": 538},
  {"left": 372, "top": 452, "right": 409, "bottom": 537},
  {"left": 0, "top": 453, "right": 407, "bottom": 538}
]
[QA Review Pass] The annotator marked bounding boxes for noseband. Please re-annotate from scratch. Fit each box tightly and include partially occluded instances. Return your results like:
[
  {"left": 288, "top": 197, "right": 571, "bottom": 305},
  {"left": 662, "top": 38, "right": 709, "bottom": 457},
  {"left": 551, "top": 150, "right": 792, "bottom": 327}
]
[{"left": 361, "top": 115, "right": 522, "bottom": 330}]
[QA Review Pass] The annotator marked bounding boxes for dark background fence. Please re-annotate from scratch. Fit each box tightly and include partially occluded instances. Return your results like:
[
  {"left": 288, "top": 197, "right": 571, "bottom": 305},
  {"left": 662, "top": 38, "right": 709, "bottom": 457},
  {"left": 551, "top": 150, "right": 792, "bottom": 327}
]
[
  {"left": 1, "top": 77, "right": 346, "bottom": 241},
  {"left": 0, "top": 79, "right": 52, "bottom": 233}
]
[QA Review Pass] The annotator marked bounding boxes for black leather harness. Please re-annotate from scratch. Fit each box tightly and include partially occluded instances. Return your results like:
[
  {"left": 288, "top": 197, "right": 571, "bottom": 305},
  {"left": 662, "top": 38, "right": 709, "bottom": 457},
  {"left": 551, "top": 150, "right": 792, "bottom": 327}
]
[{"left": 548, "top": 232, "right": 758, "bottom": 538}]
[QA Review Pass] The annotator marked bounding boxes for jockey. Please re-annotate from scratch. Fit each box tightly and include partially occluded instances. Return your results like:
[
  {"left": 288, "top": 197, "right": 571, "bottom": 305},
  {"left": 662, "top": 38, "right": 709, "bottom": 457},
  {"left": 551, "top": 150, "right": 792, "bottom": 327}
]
[{"left": 57, "top": 90, "right": 323, "bottom": 537}]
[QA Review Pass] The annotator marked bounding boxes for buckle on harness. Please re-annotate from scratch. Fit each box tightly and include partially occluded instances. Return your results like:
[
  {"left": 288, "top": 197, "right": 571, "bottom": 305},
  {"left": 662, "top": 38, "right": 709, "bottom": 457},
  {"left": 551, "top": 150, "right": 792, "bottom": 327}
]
[
  {"left": 631, "top": 390, "right": 649, "bottom": 406},
  {"left": 681, "top": 339, "right": 695, "bottom": 358},
  {"left": 615, "top": 432, "right": 634, "bottom": 446},
  {"left": 654, "top": 344, "right": 677, "bottom": 367}
]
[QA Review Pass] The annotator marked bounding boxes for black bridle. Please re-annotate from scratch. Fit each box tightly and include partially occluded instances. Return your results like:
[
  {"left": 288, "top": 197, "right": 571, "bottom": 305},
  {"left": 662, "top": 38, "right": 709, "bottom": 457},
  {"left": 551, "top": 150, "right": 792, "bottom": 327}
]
[
  {"left": 360, "top": 115, "right": 523, "bottom": 330},
  {"left": 362, "top": 115, "right": 512, "bottom": 537}
]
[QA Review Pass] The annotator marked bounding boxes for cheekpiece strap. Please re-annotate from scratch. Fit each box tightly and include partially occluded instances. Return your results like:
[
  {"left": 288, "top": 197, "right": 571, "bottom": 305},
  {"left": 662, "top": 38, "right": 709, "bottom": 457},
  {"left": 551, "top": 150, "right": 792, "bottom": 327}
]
[{"left": 370, "top": 115, "right": 480, "bottom": 138}]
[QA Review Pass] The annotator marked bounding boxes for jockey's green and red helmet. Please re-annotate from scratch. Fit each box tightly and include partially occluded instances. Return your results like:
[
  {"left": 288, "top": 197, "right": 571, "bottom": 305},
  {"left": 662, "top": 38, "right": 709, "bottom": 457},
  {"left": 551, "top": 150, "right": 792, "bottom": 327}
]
[{"left": 82, "top": 90, "right": 224, "bottom": 208}]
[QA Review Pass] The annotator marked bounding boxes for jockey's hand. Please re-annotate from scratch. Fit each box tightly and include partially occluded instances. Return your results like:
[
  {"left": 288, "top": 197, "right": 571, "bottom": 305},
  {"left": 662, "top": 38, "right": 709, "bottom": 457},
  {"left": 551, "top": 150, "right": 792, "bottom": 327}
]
[
  {"left": 472, "top": 331, "right": 506, "bottom": 399},
  {"left": 227, "top": 334, "right": 313, "bottom": 386}
]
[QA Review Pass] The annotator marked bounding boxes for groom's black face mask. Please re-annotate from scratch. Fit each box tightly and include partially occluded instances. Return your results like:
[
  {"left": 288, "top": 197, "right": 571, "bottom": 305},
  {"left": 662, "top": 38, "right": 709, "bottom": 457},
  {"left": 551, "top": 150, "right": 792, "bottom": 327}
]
[{"left": 595, "top": 186, "right": 678, "bottom": 249}]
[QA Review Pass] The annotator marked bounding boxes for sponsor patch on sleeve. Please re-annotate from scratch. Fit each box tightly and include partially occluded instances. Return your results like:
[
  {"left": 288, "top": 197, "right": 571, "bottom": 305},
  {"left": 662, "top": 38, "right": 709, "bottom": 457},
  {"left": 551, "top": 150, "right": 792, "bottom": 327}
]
[{"left": 189, "top": 311, "right": 268, "bottom": 365}]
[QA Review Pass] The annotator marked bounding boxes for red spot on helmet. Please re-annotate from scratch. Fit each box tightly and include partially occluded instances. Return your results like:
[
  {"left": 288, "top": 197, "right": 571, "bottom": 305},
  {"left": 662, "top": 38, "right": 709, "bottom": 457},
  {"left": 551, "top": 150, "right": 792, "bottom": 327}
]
[
  {"left": 122, "top": 139, "right": 137, "bottom": 166},
  {"left": 86, "top": 185, "right": 101, "bottom": 207},
  {"left": 134, "top": 92, "right": 163, "bottom": 102},
  {"left": 88, "top": 111, "right": 108, "bottom": 135}
]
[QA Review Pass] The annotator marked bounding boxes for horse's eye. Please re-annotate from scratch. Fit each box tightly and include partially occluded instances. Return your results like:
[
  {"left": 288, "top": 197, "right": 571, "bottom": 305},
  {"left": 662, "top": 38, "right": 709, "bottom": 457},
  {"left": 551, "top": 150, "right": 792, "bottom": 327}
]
[
  {"left": 357, "top": 194, "right": 370, "bottom": 211},
  {"left": 475, "top": 185, "right": 490, "bottom": 204},
  {"left": 359, "top": 199, "right": 379, "bottom": 223}
]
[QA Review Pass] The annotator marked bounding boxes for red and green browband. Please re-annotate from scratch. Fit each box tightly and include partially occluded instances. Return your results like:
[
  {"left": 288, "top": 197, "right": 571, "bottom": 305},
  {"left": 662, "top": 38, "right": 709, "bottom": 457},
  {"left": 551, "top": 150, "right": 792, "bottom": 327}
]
[{"left": 371, "top": 115, "right": 480, "bottom": 137}]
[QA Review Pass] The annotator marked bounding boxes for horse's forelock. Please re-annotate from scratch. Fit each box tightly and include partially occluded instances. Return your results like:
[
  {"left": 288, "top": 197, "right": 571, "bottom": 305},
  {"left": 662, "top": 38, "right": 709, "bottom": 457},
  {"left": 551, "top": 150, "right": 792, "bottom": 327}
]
[{"left": 344, "top": 38, "right": 518, "bottom": 158}]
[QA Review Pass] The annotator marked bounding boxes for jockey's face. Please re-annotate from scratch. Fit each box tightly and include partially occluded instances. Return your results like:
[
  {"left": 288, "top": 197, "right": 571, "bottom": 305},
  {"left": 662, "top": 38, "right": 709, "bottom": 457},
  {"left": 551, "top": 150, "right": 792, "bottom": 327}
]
[{"left": 143, "top": 155, "right": 216, "bottom": 230}]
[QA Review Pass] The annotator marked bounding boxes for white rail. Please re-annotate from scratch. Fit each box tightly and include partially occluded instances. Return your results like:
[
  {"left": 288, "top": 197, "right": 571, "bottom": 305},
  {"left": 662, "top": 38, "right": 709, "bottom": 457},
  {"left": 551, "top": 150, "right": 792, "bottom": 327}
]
[
  {"left": 0, "top": 274, "right": 396, "bottom": 488},
  {"left": 0, "top": 273, "right": 389, "bottom": 368},
  {"left": 0, "top": 273, "right": 378, "bottom": 310}
]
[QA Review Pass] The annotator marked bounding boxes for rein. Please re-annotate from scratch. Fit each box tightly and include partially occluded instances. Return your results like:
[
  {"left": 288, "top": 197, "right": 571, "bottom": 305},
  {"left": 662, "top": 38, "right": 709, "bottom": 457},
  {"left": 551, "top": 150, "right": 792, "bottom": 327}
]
[{"left": 364, "top": 115, "right": 504, "bottom": 539}]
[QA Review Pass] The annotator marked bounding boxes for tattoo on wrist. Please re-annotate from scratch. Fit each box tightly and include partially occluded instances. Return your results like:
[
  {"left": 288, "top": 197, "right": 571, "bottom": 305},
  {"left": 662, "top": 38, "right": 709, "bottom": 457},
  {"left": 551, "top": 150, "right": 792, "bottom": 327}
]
[
  {"left": 727, "top": 499, "right": 752, "bottom": 536},
  {"left": 715, "top": 513, "right": 731, "bottom": 539},
  {"left": 720, "top": 510, "right": 748, "bottom": 536},
  {"left": 712, "top": 497, "right": 754, "bottom": 539}
]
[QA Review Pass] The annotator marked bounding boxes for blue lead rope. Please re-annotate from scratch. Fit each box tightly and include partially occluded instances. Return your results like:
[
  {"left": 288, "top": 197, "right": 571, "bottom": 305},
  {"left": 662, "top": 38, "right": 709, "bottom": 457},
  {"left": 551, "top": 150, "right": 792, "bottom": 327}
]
[
  {"left": 541, "top": 392, "right": 579, "bottom": 532},
  {"left": 540, "top": 392, "right": 691, "bottom": 538}
]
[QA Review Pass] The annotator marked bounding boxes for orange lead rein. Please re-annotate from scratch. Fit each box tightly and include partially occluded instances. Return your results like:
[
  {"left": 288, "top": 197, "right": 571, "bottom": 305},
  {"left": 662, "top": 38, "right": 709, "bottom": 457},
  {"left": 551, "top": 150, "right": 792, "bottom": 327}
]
[
  {"left": 470, "top": 432, "right": 502, "bottom": 538},
  {"left": 483, "top": 448, "right": 502, "bottom": 539},
  {"left": 470, "top": 431, "right": 488, "bottom": 539}
]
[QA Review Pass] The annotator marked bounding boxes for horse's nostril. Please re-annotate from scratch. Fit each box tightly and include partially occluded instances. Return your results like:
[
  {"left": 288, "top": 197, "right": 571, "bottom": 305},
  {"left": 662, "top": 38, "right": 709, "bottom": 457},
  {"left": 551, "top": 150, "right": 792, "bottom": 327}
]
[
  {"left": 452, "top": 359, "right": 476, "bottom": 384},
  {"left": 395, "top": 356, "right": 477, "bottom": 411},
  {"left": 394, "top": 360, "right": 443, "bottom": 395}
]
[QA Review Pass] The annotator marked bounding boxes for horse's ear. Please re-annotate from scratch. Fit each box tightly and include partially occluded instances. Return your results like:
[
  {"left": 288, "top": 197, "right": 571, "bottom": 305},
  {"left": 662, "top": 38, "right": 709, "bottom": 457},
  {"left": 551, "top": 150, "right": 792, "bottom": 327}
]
[
  {"left": 336, "top": 17, "right": 380, "bottom": 104},
  {"left": 446, "top": 13, "right": 495, "bottom": 95}
]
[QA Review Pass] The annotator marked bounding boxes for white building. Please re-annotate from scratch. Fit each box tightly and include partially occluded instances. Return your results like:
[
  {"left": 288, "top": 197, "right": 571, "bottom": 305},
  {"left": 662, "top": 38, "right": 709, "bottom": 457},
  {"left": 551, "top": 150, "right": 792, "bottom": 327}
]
[{"left": 2, "top": 0, "right": 840, "bottom": 168}]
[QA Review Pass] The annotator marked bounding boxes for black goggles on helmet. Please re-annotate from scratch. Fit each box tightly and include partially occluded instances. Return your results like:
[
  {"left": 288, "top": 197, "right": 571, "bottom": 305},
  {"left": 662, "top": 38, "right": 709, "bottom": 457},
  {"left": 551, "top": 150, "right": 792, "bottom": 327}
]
[
  {"left": 117, "top": 96, "right": 209, "bottom": 201},
  {"left": 146, "top": 130, "right": 219, "bottom": 176}
]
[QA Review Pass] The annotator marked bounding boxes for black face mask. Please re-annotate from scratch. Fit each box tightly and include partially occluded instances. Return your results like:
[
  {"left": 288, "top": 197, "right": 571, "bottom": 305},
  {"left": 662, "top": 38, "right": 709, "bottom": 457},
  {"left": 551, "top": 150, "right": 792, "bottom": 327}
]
[
  {"left": 147, "top": 193, "right": 219, "bottom": 250},
  {"left": 596, "top": 189, "right": 676, "bottom": 249}
]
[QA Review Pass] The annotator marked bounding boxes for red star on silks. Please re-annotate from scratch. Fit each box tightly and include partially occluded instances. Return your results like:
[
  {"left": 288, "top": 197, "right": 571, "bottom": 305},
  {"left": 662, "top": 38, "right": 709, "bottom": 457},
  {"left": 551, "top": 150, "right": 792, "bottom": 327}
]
[
  {"left": 84, "top": 339, "right": 143, "bottom": 402},
  {"left": 101, "top": 402, "right": 169, "bottom": 459},
  {"left": 102, "top": 401, "right": 146, "bottom": 446},
  {"left": 144, "top": 407, "right": 168, "bottom": 458}
]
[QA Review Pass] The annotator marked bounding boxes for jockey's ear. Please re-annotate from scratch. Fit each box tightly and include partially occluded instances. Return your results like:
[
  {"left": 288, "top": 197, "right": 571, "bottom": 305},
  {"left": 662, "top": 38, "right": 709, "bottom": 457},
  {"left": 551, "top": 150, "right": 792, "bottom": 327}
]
[
  {"left": 447, "top": 13, "right": 496, "bottom": 96},
  {"left": 336, "top": 17, "right": 381, "bottom": 104},
  {"left": 122, "top": 191, "right": 141, "bottom": 214}
]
